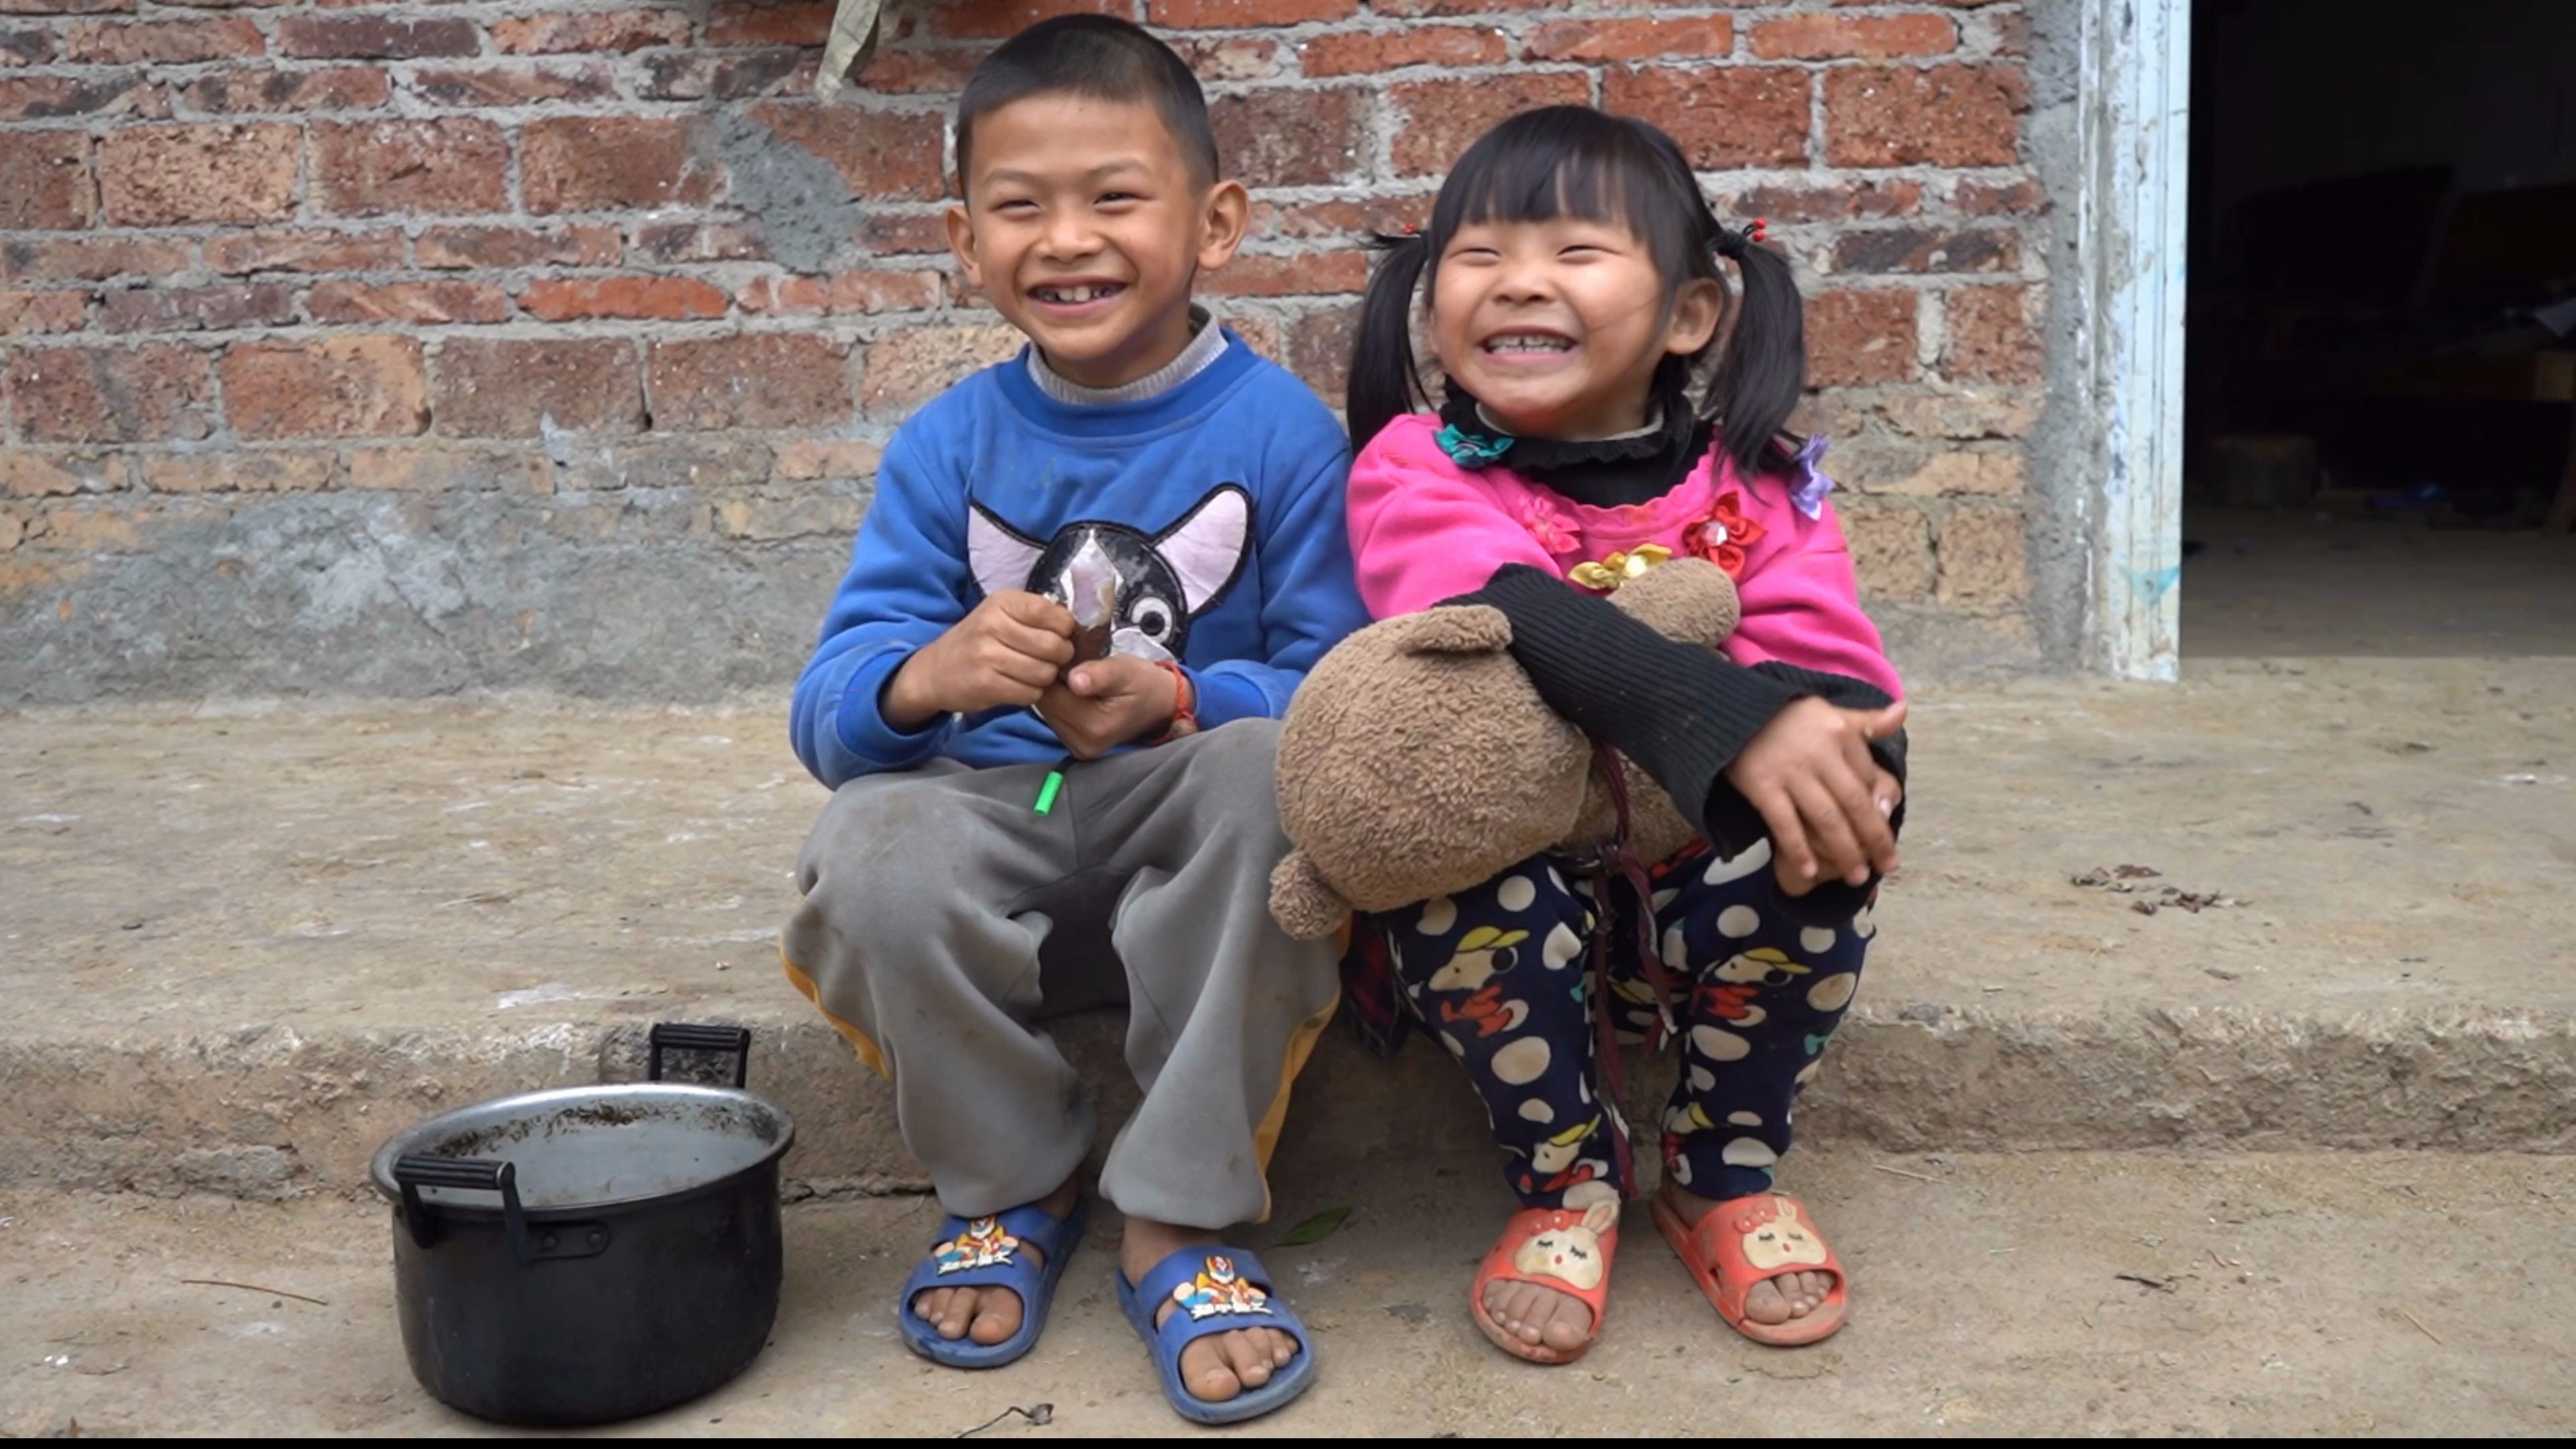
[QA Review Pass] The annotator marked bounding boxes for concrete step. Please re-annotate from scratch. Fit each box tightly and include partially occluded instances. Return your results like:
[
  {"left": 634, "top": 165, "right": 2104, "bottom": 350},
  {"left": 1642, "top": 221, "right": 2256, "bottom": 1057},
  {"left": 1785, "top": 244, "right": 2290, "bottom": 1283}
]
[
  {"left": 7, "top": 1148, "right": 2572, "bottom": 1436},
  {"left": 4, "top": 657, "right": 2573, "bottom": 1201}
]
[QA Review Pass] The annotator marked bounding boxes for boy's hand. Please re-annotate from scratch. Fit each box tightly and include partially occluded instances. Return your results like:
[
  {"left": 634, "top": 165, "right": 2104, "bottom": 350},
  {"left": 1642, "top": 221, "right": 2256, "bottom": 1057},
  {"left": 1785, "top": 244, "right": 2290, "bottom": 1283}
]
[
  {"left": 1723, "top": 698, "right": 1907, "bottom": 895},
  {"left": 1034, "top": 655, "right": 1180, "bottom": 761},
  {"left": 884, "top": 590, "right": 1077, "bottom": 729}
]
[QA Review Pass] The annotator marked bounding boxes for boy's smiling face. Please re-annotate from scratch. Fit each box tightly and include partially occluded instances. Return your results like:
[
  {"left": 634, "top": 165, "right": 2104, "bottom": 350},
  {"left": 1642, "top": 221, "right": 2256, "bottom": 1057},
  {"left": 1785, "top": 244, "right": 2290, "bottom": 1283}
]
[{"left": 947, "top": 93, "right": 1247, "bottom": 391}]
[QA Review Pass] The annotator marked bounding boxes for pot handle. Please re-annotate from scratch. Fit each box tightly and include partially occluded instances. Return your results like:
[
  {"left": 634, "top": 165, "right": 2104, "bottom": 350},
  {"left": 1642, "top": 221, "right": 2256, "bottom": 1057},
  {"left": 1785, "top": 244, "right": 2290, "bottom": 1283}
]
[
  {"left": 394, "top": 1155, "right": 531, "bottom": 1262},
  {"left": 648, "top": 1022, "right": 753, "bottom": 1088}
]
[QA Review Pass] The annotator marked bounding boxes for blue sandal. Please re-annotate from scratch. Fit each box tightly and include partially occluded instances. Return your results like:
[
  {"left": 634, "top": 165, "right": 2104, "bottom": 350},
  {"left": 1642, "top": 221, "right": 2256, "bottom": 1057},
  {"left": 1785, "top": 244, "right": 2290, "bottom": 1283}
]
[
  {"left": 896, "top": 1199, "right": 1089, "bottom": 1368},
  {"left": 1114, "top": 1246, "right": 1318, "bottom": 1425}
]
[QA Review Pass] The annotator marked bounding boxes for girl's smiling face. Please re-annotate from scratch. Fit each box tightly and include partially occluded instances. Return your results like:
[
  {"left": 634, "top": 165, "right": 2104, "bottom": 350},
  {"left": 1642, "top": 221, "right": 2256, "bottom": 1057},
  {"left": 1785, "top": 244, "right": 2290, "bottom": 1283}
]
[{"left": 1430, "top": 215, "right": 1721, "bottom": 443}]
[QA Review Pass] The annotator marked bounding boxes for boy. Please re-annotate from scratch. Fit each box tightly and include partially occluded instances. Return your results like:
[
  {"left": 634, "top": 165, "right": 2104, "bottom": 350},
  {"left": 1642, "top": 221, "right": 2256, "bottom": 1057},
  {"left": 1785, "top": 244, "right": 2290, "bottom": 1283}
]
[{"left": 779, "top": 15, "right": 1366, "bottom": 1426}]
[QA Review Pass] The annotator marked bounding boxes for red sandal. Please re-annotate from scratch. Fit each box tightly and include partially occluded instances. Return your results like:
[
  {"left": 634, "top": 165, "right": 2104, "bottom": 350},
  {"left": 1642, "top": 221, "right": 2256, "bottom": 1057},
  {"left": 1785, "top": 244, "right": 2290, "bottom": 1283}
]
[
  {"left": 1468, "top": 1197, "right": 1620, "bottom": 1365},
  {"left": 1654, "top": 1190, "right": 1848, "bottom": 1346}
]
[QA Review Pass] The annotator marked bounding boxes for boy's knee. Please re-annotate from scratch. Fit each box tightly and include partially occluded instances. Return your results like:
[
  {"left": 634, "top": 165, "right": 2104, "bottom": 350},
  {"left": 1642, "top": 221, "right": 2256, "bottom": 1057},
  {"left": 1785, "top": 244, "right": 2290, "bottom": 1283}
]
[
  {"left": 805, "top": 784, "right": 977, "bottom": 933},
  {"left": 1176, "top": 718, "right": 1284, "bottom": 822}
]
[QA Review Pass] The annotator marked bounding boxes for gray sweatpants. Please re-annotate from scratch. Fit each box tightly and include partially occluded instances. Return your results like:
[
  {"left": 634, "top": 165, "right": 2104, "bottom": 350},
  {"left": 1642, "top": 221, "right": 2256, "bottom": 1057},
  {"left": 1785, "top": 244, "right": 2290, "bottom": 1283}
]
[{"left": 782, "top": 719, "right": 1340, "bottom": 1230}]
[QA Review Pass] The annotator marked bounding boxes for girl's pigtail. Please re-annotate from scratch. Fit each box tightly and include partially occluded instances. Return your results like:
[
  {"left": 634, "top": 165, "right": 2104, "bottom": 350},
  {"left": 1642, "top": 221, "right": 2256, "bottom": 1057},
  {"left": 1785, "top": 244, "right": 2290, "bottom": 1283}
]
[
  {"left": 1345, "top": 229, "right": 1432, "bottom": 450},
  {"left": 1706, "top": 221, "right": 1806, "bottom": 478}
]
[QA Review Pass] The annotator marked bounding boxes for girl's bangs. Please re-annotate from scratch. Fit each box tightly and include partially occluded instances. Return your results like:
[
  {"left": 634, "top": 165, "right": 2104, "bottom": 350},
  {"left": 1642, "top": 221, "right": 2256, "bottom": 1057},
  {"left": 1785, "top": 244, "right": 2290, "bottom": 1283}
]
[{"left": 1430, "top": 112, "right": 1697, "bottom": 277}]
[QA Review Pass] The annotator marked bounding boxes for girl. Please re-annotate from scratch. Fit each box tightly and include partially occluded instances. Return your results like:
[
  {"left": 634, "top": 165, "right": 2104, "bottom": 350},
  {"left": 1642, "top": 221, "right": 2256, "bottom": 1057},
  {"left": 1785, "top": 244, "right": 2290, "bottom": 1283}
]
[{"left": 1340, "top": 107, "right": 1909, "bottom": 1366}]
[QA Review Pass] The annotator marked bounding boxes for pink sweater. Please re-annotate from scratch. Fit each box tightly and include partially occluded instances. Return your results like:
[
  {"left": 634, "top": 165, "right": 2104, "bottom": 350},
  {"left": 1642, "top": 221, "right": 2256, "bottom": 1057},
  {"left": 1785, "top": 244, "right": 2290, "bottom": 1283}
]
[{"left": 1346, "top": 413, "right": 1903, "bottom": 699}]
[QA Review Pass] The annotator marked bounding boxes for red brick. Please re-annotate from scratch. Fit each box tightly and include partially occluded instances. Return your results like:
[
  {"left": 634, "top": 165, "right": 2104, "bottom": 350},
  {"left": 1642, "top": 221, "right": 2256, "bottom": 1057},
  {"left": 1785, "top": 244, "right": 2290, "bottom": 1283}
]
[
  {"left": 1285, "top": 299, "right": 1358, "bottom": 405},
  {"left": 1605, "top": 67, "right": 1810, "bottom": 170},
  {"left": 98, "top": 123, "right": 295, "bottom": 225},
  {"left": 844, "top": 47, "right": 981, "bottom": 95},
  {"left": 431, "top": 337, "right": 643, "bottom": 437},
  {"left": 221, "top": 336, "right": 428, "bottom": 439},
  {"left": 0, "top": 133, "right": 91, "bottom": 229},
  {"left": 737, "top": 271, "right": 943, "bottom": 316},
  {"left": 1832, "top": 227, "right": 2017, "bottom": 274},
  {"left": 1728, "top": 180, "right": 1921, "bottom": 224},
  {"left": 1879, "top": 390, "right": 2035, "bottom": 440},
  {"left": 348, "top": 447, "right": 550, "bottom": 494},
  {"left": 0, "top": 72, "right": 166, "bottom": 121},
  {"left": 305, "top": 280, "right": 511, "bottom": 325},
  {"left": 10, "top": 345, "right": 215, "bottom": 443},
  {"left": 749, "top": 103, "right": 945, "bottom": 203},
  {"left": 66, "top": 17, "right": 260, "bottom": 62},
  {"left": 1300, "top": 25, "right": 1502, "bottom": 77},
  {"left": 1214, "top": 85, "right": 1371, "bottom": 187},
  {"left": 0, "top": 237, "right": 193, "bottom": 284},
  {"left": 1935, "top": 507, "right": 2027, "bottom": 608},
  {"left": 138, "top": 451, "right": 334, "bottom": 494},
  {"left": 1825, "top": 65, "right": 2027, "bottom": 168},
  {"left": 494, "top": 10, "right": 692, "bottom": 54},
  {"left": 1806, "top": 290, "right": 1917, "bottom": 387},
  {"left": 312, "top": 119, "right": 510, "bottom": 217},
  {"left": 406, "top": 62, "right": 616, "bottom": 108},
  {"left": 1526, "top": 16, "right": 1733, "bottom": 64},
  {"left": 1201, "top": 251, "right": 1368, "bottom": 299},
  {"left": 635, "top": 223, "right": 771, "bottom": 264},
  {"left": 639, "top": 48, "right": 817, "bottom": 101},
  {"left": 417, "top": 225, "right": 622, "bottom": 270},
  {"left": 0, "top": 451, "right": 103, "bottom": 499},
  {"left": 1403, "top": 72, "right": 1607, "bottom": 178},
  {"left": 855, "top": 211, "right": 950, "bottom": 256},
  {"left": 206, "top": 229, "right": 404, "bottom": 274},
  {"left": 775, "top": 438, "right": 883, "bottom": 480},
  {"left": 521, "top": 276, "right": 730, "bottom": 321},
  {"left": 1250, "top": 197, "right": 1406, "bottom": 244},
  {"left": 150, "top": 0, "right": 299, "bottom": 9},
  {"left": 1957, "top": 178, "right": 2047, "bottom": 215},
  {"left": 1371, "top": 0, "right": 1566, "bottom": 13},
  {"left": 1841, "top": 504, "right": 1931, "bottom": 603},
  {"left": 928, "top": 0, "right": 1123, "bottom": 39},
  {"left": 0, "top": 0, "right": 131, "bottom": 14},
  {"left": 1991, "top": 9, "right": 2031, "bottom": 57},
  {"left": 1882, "top": 449, "right": 2023, "bottom": 498},
  {"left": 1172, "top": 34, "right": 1280, "bottom": 80},
  {"left": 523, "top": 117, "right": 720, "bottom": 213},
  {"left": 182, "top": 65, "right": 388, "bottom": 115},
  {"left": 0, "top": 290, "right": 88, "bottom": 335},
  {"left": 650, "top": 333, "right": 853, "bottom": 429},
  {"left": 1941, "top": 284, "right": 2040, "bottom": 382},
  {"left": 1751, "top": 14, "right": 1956, "bottom": 60},
  {"left": 1832, "top": 0, "right": 2006, "bottom": 6},
  {"left": 1, "top": 28, "right": 58, "bottom": 64},
  {"left": 276, "top": 16, "right": 476, "bottom": 60},
  {"left": 857, "top": 323, "right": 1019, "bottom": 415},
  {"left": 99, "top": 283, "right": 293, "bottom": 334},
  {"left": 1150, "top": 0, "right": 1353, "bottom": 24},
  {"left": 708, "top": 1, "right": 830, "bottom": 46}
]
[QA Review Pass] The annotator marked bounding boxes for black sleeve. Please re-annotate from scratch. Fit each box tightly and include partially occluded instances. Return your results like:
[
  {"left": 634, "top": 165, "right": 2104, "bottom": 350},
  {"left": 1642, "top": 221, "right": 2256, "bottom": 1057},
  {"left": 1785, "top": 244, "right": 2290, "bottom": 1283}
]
[{"left": 1450, "top": 564, "right": 1908, "bottom": 926}]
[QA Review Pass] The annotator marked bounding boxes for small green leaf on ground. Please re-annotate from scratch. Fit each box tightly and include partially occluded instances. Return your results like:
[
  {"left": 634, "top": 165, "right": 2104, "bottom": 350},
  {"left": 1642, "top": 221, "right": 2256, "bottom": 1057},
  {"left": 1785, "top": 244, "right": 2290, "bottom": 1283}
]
[{"left": 1275, "top": 1205, "right": 1352, "bottom": 1247}]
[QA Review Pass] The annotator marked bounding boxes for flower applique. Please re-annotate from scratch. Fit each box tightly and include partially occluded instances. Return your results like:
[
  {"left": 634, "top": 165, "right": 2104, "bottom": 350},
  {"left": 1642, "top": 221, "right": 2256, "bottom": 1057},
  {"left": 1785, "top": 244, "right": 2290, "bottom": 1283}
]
[
  {"left": 1788, "top": 435, "right": 1835, "bottom": 521},
  {"left": 1436, "top": 421, "right": 1513, "bottom": 470},
  {"left": 1686, "top": 491, "right": 1768, "bottom": 579},
  {"left": 1517, "top": 494, "right": 1582, "bottom": 555}
]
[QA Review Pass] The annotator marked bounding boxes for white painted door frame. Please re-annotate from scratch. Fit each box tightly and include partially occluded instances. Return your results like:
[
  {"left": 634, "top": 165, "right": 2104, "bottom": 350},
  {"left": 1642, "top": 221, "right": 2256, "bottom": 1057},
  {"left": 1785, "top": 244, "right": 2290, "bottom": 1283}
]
[{"left": 2074, "top": 0, "right": 2190, "bottom": 680}]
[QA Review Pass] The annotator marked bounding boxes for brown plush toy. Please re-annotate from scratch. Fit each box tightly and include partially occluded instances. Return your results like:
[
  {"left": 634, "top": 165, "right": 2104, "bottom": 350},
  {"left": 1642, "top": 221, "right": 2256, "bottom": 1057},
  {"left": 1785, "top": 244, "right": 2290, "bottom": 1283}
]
[{"left": 1269, "top": 556, "right": 1743, "bottom": 939}]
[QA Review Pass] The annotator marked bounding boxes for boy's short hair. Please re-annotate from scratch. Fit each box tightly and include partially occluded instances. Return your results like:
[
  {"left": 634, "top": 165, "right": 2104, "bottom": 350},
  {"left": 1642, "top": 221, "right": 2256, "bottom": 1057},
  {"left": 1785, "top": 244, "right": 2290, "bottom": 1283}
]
[{"left": 955, "top": 15, "right": 1220, "bottom": 190}]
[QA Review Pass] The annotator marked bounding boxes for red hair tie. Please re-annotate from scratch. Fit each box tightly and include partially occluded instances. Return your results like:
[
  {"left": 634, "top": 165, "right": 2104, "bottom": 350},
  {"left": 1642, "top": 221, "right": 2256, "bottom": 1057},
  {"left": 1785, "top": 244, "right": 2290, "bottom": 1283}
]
[{"left": 1748, "top": 217, "right": 1769, "bottom": 244}]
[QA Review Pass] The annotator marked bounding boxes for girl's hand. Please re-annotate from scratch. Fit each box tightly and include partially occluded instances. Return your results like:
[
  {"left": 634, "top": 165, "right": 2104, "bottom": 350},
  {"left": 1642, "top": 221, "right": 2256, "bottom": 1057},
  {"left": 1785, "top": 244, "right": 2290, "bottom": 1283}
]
[{"left": 1723, "top": 698, "right": 1907, "bottom": 894}]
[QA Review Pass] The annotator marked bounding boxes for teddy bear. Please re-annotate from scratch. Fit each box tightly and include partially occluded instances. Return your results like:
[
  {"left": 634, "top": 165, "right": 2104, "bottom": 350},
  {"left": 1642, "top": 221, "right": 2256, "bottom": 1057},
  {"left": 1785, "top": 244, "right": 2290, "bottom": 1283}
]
[{"left": 1269, "top": 556, "right": 1742, "bottom": 940}]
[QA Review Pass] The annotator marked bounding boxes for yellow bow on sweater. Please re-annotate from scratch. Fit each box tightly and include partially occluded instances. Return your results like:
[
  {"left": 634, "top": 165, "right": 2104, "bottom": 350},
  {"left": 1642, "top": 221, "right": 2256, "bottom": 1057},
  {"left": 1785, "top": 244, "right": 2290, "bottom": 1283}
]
[{"left": 1566, "top": 545, "right": 1672, "bottom": 593}]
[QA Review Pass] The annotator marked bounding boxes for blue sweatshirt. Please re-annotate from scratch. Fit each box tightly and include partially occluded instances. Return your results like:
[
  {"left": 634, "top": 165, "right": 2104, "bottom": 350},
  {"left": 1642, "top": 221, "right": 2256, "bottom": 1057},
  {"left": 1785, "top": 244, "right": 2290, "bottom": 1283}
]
[{"left": 791, "top": 333, "right": 1368, "bottom": 787}]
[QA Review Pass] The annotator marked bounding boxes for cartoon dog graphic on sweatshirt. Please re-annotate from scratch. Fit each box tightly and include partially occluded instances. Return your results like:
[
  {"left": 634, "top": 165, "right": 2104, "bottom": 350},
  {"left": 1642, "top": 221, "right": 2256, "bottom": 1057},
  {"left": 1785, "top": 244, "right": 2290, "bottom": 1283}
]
[{"left": 967, "top": 485, "right": 1250, "bottom": 661}]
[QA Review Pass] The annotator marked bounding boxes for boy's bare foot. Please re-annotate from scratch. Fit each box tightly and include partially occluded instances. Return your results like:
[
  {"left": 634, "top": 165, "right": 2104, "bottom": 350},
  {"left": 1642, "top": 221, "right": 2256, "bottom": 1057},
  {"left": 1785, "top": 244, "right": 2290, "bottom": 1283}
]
[
  {"left": 1482, "top": 1277, "right": 1598, "bottom": 1354},
  {"left": 1655, "top": 1179, "right": 1834, "bottom": 1324},
  {"left": 1123, "top": 1216, "right": 1301, "bottom": 1404},
  {"left": 911, "top": 1173, "right": 1082, "bottom": 1344}
]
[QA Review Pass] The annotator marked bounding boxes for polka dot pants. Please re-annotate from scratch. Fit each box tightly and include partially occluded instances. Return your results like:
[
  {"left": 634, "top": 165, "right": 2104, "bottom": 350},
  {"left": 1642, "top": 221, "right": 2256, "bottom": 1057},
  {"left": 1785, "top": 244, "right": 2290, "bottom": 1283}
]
[{"left": 1386, "top": 837, "right": 1874, "bottom": 1208}]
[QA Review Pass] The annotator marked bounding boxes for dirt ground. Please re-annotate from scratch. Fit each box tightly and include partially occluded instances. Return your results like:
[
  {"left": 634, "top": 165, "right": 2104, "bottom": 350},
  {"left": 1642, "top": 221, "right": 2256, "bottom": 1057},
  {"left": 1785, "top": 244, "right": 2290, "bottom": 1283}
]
[{"left": 5, "top": 1149, "right": 2571, "bottom": 1438}]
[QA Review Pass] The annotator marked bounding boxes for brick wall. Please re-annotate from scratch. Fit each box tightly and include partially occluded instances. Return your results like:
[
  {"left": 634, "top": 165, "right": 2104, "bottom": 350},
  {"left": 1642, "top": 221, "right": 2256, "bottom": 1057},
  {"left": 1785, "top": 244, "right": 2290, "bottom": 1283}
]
[{"left": 0, "top": 0, "right": 2047, "bottom": 702}]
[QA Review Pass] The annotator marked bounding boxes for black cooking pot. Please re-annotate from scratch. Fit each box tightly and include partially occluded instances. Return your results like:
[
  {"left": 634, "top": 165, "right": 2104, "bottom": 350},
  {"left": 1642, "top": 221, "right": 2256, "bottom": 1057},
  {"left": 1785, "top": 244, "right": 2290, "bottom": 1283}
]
[{"left": 369, "top": 1023, "right": 796, "bottom": 1427}]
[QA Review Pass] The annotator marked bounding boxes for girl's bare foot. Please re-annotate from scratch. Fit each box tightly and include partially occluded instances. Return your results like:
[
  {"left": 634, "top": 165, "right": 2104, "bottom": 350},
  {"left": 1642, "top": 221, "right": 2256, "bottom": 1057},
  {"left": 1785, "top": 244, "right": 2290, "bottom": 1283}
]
[
  {"left": 910, "top": 1173, "right": 1081, "bottom": 1345},
  {"left": 1655, "top": 1180, "right": 1835, "bottom": 1324},
  {"left": 1122, "top": 1217, "right": 1301, "bottom": 1404},
  {"left": 1482, "top": 1277, "right": 1597, "bottom": 1354}
]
